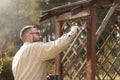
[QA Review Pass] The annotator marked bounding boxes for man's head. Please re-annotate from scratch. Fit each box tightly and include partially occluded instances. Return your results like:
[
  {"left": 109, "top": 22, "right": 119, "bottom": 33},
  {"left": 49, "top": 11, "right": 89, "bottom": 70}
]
[{"left": 20, "top": 25, "right": 42, "bottom": 42}]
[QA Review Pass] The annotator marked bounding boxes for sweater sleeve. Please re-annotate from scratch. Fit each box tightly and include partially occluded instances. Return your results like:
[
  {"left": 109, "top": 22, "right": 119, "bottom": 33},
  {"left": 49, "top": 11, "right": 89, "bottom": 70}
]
[
  {"left": 31, "top": 28, "right": 78, "bottom": 61},
  {"left": 41, "top": 31, "right": 76, "bottom": 60}
]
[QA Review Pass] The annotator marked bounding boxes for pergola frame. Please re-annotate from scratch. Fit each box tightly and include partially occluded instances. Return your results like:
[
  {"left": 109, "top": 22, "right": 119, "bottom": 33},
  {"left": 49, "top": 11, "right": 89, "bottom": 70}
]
[{"left": 40, "top": 0, "right": 120, "bottom": 80}]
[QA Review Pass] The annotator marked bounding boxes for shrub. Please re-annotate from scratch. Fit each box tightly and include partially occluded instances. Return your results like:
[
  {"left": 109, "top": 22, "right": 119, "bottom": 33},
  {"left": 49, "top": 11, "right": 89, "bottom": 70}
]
[
  {"left": 0, "top": 58, "right": 3, "bottom": 74},
  {"left": 0, "top": 57, "right": 14, "bottom": 80}
]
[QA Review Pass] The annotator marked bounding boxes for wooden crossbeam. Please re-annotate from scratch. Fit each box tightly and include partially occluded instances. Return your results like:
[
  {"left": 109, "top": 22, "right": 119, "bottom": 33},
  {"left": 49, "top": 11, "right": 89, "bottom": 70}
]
[{"left": 56, "top": 11, "right": 89, "bottom": 21}]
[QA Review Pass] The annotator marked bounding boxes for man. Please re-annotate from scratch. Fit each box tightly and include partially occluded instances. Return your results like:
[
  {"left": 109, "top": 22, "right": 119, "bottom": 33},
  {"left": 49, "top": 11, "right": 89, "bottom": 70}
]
[{"left": 12, "top": 25, "right": 79, "bottom": 80}]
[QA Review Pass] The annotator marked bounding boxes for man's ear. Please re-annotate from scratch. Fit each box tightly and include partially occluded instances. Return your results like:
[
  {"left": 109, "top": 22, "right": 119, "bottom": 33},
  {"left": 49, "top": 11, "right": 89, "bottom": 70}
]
[{"left": 25, "top": 34, "right": 33, "bottom": 42}]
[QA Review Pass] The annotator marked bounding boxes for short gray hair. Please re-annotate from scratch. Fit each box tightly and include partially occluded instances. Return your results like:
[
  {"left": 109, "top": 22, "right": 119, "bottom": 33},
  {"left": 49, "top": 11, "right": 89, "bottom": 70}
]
[{"left": 20, "top": 25, "right": 36, "bottom": 42}]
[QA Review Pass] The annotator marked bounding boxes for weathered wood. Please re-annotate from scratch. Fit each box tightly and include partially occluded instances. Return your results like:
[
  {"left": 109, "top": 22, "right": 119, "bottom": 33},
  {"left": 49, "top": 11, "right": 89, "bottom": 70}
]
[
  {"left": 56, "top": 10, "right": 89, "bottom": 21},
  {"left": 55, "top": 18, "right": 62, "bottom": 80},
  {"left": 86, "top": 6, "right": 96, "bottom": 80}
]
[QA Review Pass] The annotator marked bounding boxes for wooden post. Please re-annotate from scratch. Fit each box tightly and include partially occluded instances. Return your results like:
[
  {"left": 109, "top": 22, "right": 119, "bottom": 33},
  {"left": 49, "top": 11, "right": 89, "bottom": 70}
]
[
  {"left": 86, "top": 7, "right": 96, "bottom": 80},
  {"left": 55, "top": 17, "right": 62, "bottom": 80}
]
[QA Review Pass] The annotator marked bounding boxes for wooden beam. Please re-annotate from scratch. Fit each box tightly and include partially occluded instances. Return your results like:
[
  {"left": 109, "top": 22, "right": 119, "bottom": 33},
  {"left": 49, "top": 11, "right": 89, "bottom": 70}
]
[
  {"left": 86, "top": 6, "right": 97, "bottom": 80},
  {"left": 56, "top": 10, "right": 89, "bottom": 21}
]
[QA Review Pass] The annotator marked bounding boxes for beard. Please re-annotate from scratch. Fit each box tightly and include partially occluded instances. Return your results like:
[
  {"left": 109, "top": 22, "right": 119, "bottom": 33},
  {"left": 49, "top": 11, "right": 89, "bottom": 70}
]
[
  {"left": 31, "top": 34, "right": 43, "bottom": 42},
  {"left": 33, "top": 37, "right": 42, "bottom": 42}
]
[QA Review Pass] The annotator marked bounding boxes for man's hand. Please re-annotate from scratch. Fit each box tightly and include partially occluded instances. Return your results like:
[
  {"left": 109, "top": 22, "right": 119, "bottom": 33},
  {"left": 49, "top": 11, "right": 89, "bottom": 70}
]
[{"left": 71, "top": 26, "right": 80, "bottom": 34}]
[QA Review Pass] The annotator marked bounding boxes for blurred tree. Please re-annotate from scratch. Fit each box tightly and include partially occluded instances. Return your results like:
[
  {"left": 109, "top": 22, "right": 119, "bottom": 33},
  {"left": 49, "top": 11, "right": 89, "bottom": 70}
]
[{"left": 0, "top": 0, "right": 43, "bottom": 56}]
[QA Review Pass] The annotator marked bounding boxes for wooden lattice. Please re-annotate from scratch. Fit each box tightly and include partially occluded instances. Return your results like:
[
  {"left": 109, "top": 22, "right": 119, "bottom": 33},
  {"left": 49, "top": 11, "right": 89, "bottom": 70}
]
[
  {"left": 96, "top": 23, "right": 120, "bottom": 80},
  {"left": 60, "top": 18, "right": 87, "bottom": 80},
  {"left": 39, "top": 0, "right": 120, "bottom": 80},
  {"left": 59, "top": 6, "right": 120, "bottom": 80}
]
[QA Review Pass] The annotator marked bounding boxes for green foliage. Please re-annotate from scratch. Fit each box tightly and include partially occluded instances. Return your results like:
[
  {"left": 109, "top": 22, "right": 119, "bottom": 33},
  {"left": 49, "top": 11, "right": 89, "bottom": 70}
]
[
  {"left": 0, "top": 58, "right": 3, "bottom": 74},
  {"left": 0, "top": 41, "right": 18, "bottom": 57},
  {"left": 46, "top": 59, "right": 55, "bottom": 74},
  {"left": 0, "top": 56, "right": 13, "bottom": 80}
]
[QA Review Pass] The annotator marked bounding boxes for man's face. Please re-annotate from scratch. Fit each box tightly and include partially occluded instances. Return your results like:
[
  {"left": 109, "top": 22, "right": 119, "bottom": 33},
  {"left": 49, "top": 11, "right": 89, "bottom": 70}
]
[{"left": 30, "top": 28, "right": 42, "bottom": 42}]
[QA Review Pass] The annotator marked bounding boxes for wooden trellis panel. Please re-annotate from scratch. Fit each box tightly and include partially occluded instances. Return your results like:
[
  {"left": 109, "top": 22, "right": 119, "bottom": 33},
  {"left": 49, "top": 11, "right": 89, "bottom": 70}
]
[
  {"left": 96, "top": 22, "right": 120, "bottom": 80},
  {"left": 58, "top": 19, "right": 120, "bottom": 80},
  {"left": 59, "top": 17, "right": 88, "bottom": 80},
  {"left": 39, "top": 0, "right": 120, "bottom": 80},
  {"left": 56, "top": 3, "right": 120, "bottom": 80}
]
